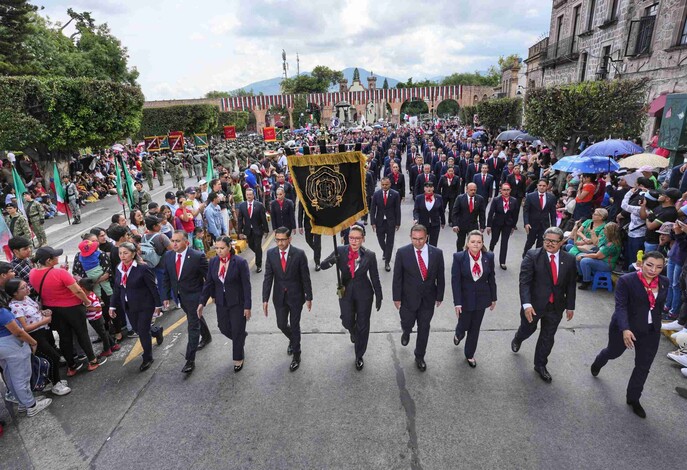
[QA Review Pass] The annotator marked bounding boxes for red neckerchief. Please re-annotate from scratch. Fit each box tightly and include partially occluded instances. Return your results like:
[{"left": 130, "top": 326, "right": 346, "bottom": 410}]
[
  {"left": 469, "top": 251, "right": 481, "bottom": 276},
  {"left": 392, "top": 172, "right": 399, "bottom": 184},
  {"left": 348, "top": 248, "right": 359, "bottom": 278},
  {"left": 637, "top": 272, "right": 658, "bottom": 310},
  {"left": 425, "top": 194, "right": 434, "bottom": 202}
]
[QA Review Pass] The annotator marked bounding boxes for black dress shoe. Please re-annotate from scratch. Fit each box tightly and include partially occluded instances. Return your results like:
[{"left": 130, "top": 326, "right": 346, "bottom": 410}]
[
  {"left": 234, "top": 361, "right": 244, "bottom": 373},
  {"left": 467, "top": 358, "right": 477, "bottom": 368},
  {"left": 510, "top": 337, "right": 521, "bottom": 353},
  {"left": 256, "top": 266, "right": 262, "bottom": 273},
  {"left": 315, "top": 265, "right": 321, "bottom": 272},
  {"left": 401, "top": 331, "right": 410, "bottom": 346},
  {"left": 415, "top": 358, "right": 427, "bottom": 372},
  {"left": 500, "top": 264, "right": 507, "bottom": 270},
  {"left": 454, "top": 333, "right": 464, "bottom": 346},
  {"left": 627, "top": 399, "right": 646, "bottom": 418},
  {"left": 197, "top": 337, "right": 212, "bottom": 350},
  {"left": 181, "top": 360, "right": 195, "bottom": 374},
  {"left": 155, "top": 327, "right": 164, "bottom": 346},
  {"left": 385, "top": 263, "right": 391, "bottom": 272},
  {"left": 534, "top": 366, "right": 552, "bottom": 383},
  {"left": 578, "top": 281, "right": 591, "bottom": 290},
  {"left": 140, "top": 358, "right": 154, "bottom": 372},
  {"left": 287, "top": 344, "right": 293, "bottom": 356},
  {"left": 355, "top": 358, "right": 364, "bottom": 371},
  {"left": 591, "top": 361, "right": 601, "bottom": 377},
  {"left": 289, "top": 354, "right": 300, "bottom": 372},
  {"left": 350, "top": 331, "right": 356, "bottom": 343}
]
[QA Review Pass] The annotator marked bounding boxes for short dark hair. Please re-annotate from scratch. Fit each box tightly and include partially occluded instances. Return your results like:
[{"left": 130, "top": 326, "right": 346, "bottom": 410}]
[
  {"left": 0, "top": 261, "right": 13, "bottom": 276},
  {"left": 275, "top": 226, "right": 291, "bottom": 237},
  {"left": 8, "top": 236, "right": 31, "bottom": 251},
  {"left": 78, "top": 277, "right": 96, "bottom": 292},
  {"left": 4, "top": 278, "right": 22, "bottom": 297},
  {"left": 643, "top": 250, "right": 666, "bottom": 263},
  {"left": 107, "top": 225, "right": 128, "bottom": 242},
  {"left": 208, "top": 192, "right": 219, "bottom": 202},
  {"left": 148, "top": 202, "right": 159, "bottom": 211},
  {"left": 144, "top": 216, "right": 161, "bottom": 231},
  {"left": 111, "top": 213, "right": 123, "bottom": 224},
  {"left": 410, "top": 224, "right": 428, "bottom": 235},
  {"left": 173, "top": 230, "right": 188, "bottom": 240}
]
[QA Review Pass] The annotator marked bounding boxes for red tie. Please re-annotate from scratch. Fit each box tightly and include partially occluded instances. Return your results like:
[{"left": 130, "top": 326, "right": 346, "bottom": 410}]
[
  {"left": 218, "top": 256, "right": 229, "bottom": 281},
  {"left": 503, "top": 197, "right": 509, "bottom": 212},
  {"left": 469, "top": 197, "right": 474, "bottom": 213},
  {"left": 121, "top": 263, "right": 131, "bottom": 287},
  {"left": 281, "top": 251, "right": 287, "bottom": 272},
  {"left": 482, "top": 175, "right": 486, "bottom": 186},
  {"left": 416, "top": 250, "right": 427, "bottom": 281},
  {"left": 470, "top": 251, "right": 481, "bottom": 277},
  {"left": 348, "top": 249, "right": 358, "bottom": 278},
  {"left": 383, "top": 191, "right": 388, "bottom": 206},
  {"left": 175, "top": 253, "right": 182, "bottom": 278},
  {"left": 425, "top": 174, "right": 429, "bottom": 182},
  {"left": 248, "top": 202, "right": 253, "bottom": 218},
  {"left": 539, "top": 193, "right": 544, "bottom": 209},
  {"left": 549, "top": 254, "right": 557, "bottom": 303}
]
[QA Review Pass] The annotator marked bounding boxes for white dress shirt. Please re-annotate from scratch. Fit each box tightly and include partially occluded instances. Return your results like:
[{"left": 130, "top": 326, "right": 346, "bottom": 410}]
[{"left": 415, "top": 243, "right": 429, "bottom": 274}]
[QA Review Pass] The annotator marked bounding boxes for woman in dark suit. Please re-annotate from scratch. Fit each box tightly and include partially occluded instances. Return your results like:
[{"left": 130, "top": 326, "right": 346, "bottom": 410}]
[
  {"left": 198, "top": 236, "right": 251, "bottom": 372},
  {"left": 591, "top": 251, "right": 668, "bottom": 418},
  {"left": 109, "top": 242, "right": 163, "bottom": 372},
  {"left": 451, "top": 230, "right": 497, "bottom": 367}
]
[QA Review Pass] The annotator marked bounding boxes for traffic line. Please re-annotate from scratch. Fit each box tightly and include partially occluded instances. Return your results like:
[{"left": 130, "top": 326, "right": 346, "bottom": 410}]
[{"left": 122, "top": 232, "right": 275, "bottom": 366}]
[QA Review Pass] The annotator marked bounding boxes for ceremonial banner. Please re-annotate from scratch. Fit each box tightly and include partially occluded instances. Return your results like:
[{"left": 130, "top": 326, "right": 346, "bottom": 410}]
[
  {"left": 194, "top": 133, "right": 209, "bottom": 148},
  {"left": 206, "top": 151, "right": 213, "bottom": 182},
  {"left": 159, "top": 135, "right": 170, "bottom": 150},
  {"left": 169, "top": 131, "right": 184, "bottom": 152},
  {"left": 12, "top": 166, "right": 27, "bottom": 215},
  {"left": 288, "top": 151, "right": 368, "bottom": 235},
  {"left": 263, "top": 126, "right": 277, "bottom": 142},
  {"left": 144, "top": 136, "right": 161, "bottom": 152},
  {"left": 276, "top": 128, "right": 284, "bottom": 141},
  {"left": 223, "top": 125, "right": 237, "bottom": 140}
]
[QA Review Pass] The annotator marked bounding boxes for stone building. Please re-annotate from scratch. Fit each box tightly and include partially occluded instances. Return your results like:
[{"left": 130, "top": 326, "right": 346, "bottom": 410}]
[
  {"left": 495, "top": 57, "right": 527, "bottom": 98},
  {"left": 525, "top": 0, "right": 687, "bottom": 139}
]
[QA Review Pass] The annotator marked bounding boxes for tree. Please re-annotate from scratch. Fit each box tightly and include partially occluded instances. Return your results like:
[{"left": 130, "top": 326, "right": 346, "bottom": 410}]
[
  {"left": 498, "top": 54, "right": 520, "bottom": 71},
  {"left": 396, "top": 77, "right": 438, "bottom": 89},
  {"left": 458, "top": 105, "right": 477, "bottom": 125},
  {"left": 436, "top": 100, "right": 460, "bottom": 117},
  {"left": 218, "top": 111, "right": 250, "bottom": 132},
  {"left": 280, "top": 65, "right": 343, "bottom": 94},
  {"left": 382, "top": 78, "right": 389, "bottom": 89},
  {"left": 0, "top": 0, "right": 38, "bottom": 75},
  {"left": 441, "top": 71, "right": 500, "bottom": 87},
  {"left": 0, "top": 76, "right": 144, "bottom": 162},
  {"left": 205, "top": 90, "right": 231, "bottom": 98},
  {"left": 524, "top": 79, "right": 648, "bottom": 155},
  {"left": 138, "top": 104, "right": 219, "bottom": 138},
  {"left": 476, "top": 98, "right": 523, "bottom": 132}
]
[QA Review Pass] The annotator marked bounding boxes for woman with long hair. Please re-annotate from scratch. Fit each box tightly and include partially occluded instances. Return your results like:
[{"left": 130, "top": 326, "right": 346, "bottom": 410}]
[{"left": 575, "top": 222, "right": 623, "bottom": 290}]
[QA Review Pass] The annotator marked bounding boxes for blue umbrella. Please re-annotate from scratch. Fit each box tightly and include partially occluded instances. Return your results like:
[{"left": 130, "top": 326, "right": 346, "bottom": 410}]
[
  {"left": 579, "top": 139, "right": 643, "bottom": 157},
  {"left": 514, "top": 133, "right": 538, "bottom": 141},
  {"left": 472, "top": 131, "right": 485, "bottom": 139},
  {"left": 552, "top": 155, "right": 620, "bottom": 173},
  {"left": 496, "top": 130, "right": 523, "bottom": 140}
]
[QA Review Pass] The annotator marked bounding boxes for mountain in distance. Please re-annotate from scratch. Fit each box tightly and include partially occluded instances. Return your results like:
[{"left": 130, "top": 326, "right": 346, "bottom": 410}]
[{"left": 235, "top": 67, "right": 401, "bottom": 95}]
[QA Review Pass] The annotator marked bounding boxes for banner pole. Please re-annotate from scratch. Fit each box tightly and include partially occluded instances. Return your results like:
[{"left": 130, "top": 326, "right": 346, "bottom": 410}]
[{"left": 332, "top": 235, "right": 343, "bottom": 296}]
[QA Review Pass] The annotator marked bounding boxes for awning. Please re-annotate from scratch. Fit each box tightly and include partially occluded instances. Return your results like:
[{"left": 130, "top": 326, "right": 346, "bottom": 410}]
[{"left": 648, "top": 94, "right": 668, "bottom": 117}]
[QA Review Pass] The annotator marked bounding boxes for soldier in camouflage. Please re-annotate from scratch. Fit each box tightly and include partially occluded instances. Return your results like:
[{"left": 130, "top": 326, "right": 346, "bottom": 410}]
[
  {"left": 169, "top": 154, "right": 185, "bottom": 190},
  {"left": 153, "top": 152, "right": 165, "bottom": 186},
  {"left": 141, "top": 154, "right": 155, "bottom": 190},
  {"left": 5, "top": 202, "right": 32, "bottom": 241},
  {"left": 192, "top": 152, "right": 203, "bottom": 181},
  {"left": 23, "top": 192, "right": 46, "bottom": 247},
  {"left": 183, "top": 152, "right": 194, "bottom": 178},
  {"left": 63, "top": 175, "right": 81, "bottom": 224}
]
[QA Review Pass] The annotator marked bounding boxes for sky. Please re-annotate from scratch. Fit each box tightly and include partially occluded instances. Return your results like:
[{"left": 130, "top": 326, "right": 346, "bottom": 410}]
[{"left": 38, "top": 0, "right": 552, "bottom": 101}]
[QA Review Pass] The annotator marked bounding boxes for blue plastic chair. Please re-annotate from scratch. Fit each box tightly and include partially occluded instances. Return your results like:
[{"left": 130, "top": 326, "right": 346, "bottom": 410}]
[{"left": 591, "top": 271, "right": 613, "bottom": 292}]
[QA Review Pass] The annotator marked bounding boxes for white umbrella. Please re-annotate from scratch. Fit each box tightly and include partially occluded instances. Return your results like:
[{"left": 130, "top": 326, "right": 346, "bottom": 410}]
[{"left": 618, "top": 153, "right": 670, "bottom": 169}]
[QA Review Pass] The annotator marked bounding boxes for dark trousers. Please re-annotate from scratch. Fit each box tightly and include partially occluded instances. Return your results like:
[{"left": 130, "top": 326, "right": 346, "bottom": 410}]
[
  {"left": 428, "top": 225, "right": 440, "bottom": 247},
  {"left": 593, "top": 324, "right": 660, "bottom": 401},
  {"left": 247, "top": 232, "right": 263, "bottom": 267},
  {"left": 304, "top": 226, "right": 321, "bottom": 263},
  {"left": 88, "top": 317, "right": 112, "bottom": 353},
  {"left": 455, "top": 225, "right": 477, "bottom": 251},
  {"left": 275, "top": 303, "right": 303, "bottom": 353},
  {"left": 180, "top": 295, "right": 211, "bottom": 361},
  {"left": 489, "top": 224, "right": 513, "bottom": 265},
  {"left": 47, "top": 304, "right": 96, "bottom": 368},
  {"left": 523, "top": 227, "right": 545, "bottom": 256},
  {"left": 362, "top": 196, "right": 372, "bottom": 222},
  {"left": 339, "top": 295, "right": 373, "bottom": 360},
  {"left": 217, "top": 305, "right": 247, "bottom": 361},
  {"left": 455, "top": 309, "right": 486, "bottom": 359},
  {"left": 30, "top": 328, "right": 62, "bottom": 384},
  {"left": 400, "top": 303, "right": 435, "bottom": 359},
  {"left": 125, "top": 306, "right": 160, "bottom": 362},
  {"left": 445, "top": 197, "right": 456, "bottom": 225},
  {"left": 514, "top": 303, "right": 563, "bottom": 367},
  {"left": 376, "top": 219, "right": 396, "bottom": 262}
]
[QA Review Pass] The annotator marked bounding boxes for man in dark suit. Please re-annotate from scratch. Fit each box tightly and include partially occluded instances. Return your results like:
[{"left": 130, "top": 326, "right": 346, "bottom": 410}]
[
  {"left": 270, "top": 173, "right": 296, "bottom": 204},
  {"left": 521, "top": 179, "right": 557, "bottom": 257},
  {"left": 465, "top": 155, "right": 482, "bottom": 189},
  {"left": 269, "top": 188, "right": 296, "bottom": 231},
  {"left": 506, "top": 165, "right": 526, "bottom": 211},
  {"left": 439, "top": 166, "right": 461, "bottom": 226},
  {"left": 388, "top": 164, "right": 406, "bottom": 199},
  {"left": 408, "top": 155, "right": 425, "bottom": 197},
  {"left": 451, "top": 183, "right": 486, "bottom": 251},
  {"left": 370, "top": 177, "right": 401, "bottom": 272},
  {"left": 162, "top": 230, "right": 211, "bottom": 374},
  {"left": 262, "top": 227, "right": 313, "bottom": 372},
  {"left": 298, "top": 200, "right": 321, "bottom": 271},
  {"left": 413, "top": 182, "right": 445, "bottom": 247},
  {"left": 486, "top": 184, "right": 519, "bottom": 270},
  {"left": 433, "top": 153, "right": 449, "bottom": 180},
  {"left": 486, "top": 151, "right": 504, "bottom": 198},
  {"left": 392, "top": 225, "right": 445, "bottom": 371},
  {"left": 511, "top": 227, "right": 576, "bottom": 383},
  {"left": 473, "top": 164, "right": 494, "bottom": 203},
  {"left": 237, "top": 188, "right": 269, "bottom": 272},
  {"left": 591, "top": 252, "right": 669, "bottom": 418},
  {"left": 414, "top": 164, "right": 437, "bottom": 198}
]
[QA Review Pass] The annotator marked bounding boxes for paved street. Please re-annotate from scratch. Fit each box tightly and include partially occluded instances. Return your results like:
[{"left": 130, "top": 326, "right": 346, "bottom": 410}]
[{"left": 1, "top": 182, "right": 685, "bottom": 470}]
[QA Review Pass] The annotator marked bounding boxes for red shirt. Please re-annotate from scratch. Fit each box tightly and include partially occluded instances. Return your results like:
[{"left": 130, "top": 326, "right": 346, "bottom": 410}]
[
  {"left": 28, "top": 267, "right": 80, "bottom": 307},
  {"left": 175, "top": 207, "right": 195, "bottom": 233}
]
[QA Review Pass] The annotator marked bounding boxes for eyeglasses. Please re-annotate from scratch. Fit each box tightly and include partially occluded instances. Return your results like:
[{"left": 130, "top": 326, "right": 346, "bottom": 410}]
[
  {"left": 543, "top": 238, "right": 563, "bottom": 244},
  {"left": 275, "top": 238, "right": 289, "bottom": 242}
]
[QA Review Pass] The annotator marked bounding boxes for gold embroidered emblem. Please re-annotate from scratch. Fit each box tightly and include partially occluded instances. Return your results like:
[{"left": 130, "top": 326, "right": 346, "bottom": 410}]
[{"left": 305, "top": 165, "right": 347, "bottom": 211}]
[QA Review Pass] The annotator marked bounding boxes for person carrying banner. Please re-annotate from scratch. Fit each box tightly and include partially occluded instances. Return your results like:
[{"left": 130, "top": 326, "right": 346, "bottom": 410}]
[
  {"left": 298, "top": 201, "right": 322, "bottom": 271},
  {"left": 320, "top": 225, "right": 382, "bottom": 371}
]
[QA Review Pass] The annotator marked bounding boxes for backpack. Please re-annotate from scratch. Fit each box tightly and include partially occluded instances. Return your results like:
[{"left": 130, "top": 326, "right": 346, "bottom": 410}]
[
  {"left": 140, "top": 233, "right": 162, "bottom": 266},
  {"left": 30, "top": 354, "right": 51, "bottom": 392}
]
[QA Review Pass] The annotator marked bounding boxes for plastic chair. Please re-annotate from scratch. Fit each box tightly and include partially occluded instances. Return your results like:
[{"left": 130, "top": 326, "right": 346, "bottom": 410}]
[{"left": 591, "top": 271, "right": 613, "bottom": 292}]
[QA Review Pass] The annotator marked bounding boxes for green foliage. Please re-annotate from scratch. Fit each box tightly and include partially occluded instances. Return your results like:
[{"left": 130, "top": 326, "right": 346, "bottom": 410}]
[
  {"left": 0, "top": 76, "right": 144, "bottom": 161},
  {"left": 0, "top": 0, "right": 38, "bottom": 75},
  {"left": 458, "top": 105, "right": 477, "bottom": 125},
  {"left": 524, "top": 79, "right": 648, "bottom": 154},
  {"left": 441, "top": 71, "right": 499, "bottom": 87},
  {"left": 498, "top": 54, "right": 521, "bottom": 71},
  {"left": 138, "top": 105, "right": 219, "bottom": 138},
  {"left": 281, "top": 65, "right": 343, "bottom": 94},
  {"left": 396, "top": 77, "right": 438, "bottom": 89},
  {"left": 476, "top": 98, "right": 522, "bottom": 131},
  {"left": 205, "top": 89, "right": 254, "bottom": 98},
  {"left": 218, "top": 111, "right": 250, "bottom": 132},
  {"left": 382, "top": 78, "right": 389, "bottom": 89},
  {"left": 436, "top": 100, "right": 460, "bottom": 117},
  {"left": 400, "top": 99, "right": 429, "bottom": 118}
]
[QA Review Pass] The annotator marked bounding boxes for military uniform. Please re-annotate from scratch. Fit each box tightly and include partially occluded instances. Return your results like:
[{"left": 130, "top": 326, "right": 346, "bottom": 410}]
[
  {"left": 65, "top": 181, "right": 81, "bottom": 223},
  {"left": 153, "top": 154, "right": 165, "bottom": 186},
  {"left": 184, "top": 153, "right": 194, "bottom": 178},
  {"left": 170, "top": 155, "right": 185, "bottom": 190},
  {"left": 134, "top": 189, "right": 152, "bottom": 211},
  {"left": 25, "top": 199, "right": 46, "bottom": 247},
  {"left": 141, "top": 157, "right": 154, "bottom": 190},
  {"left": 6, "top": 212, "right": 31, "bottom": 241},
  {"left": 192, "top": 153, "right": 203, "bottom": 181}
]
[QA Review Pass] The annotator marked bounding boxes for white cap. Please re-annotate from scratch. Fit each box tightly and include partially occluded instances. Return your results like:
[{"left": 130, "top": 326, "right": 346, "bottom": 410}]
[{"left": 249, "top": 164, "right": 259, "bottom": 172}]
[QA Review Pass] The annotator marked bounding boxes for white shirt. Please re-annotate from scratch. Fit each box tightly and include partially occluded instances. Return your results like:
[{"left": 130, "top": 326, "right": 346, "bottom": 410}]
[
  {"left": 424, "top": 196, "right": 435, "bottom": 211},
  {"left": 415, "top": 244, "right": 429, "bottom": 275},
  {"left": 522, "top": 250, "right": 559, "bottom": 310},
  {"left": 174, "top": 248, "right": 188, "bottom": 279},
  {"left": 117, "top": 260, "right": 138, "bottom": 301},
  {"left": 468, "top": 251, "right": 483, "bottom": 282}
]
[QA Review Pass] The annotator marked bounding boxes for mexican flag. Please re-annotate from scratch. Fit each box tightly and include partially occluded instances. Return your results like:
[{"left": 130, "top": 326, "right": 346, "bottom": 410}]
[
  {"left": 53, "top": 162, "right": 69, "bottom": 216},
  {"left": 114, "top": 158, "right": 125, "bottom": 205},
  {"left": 206, "top": 150, "right": 213, "bottom": 182},
  {"left": 11, "top": 166, "right": 27, "bottom": 215}
]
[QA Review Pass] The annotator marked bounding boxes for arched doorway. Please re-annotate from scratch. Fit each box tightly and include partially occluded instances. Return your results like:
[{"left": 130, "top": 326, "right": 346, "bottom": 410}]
[
  {"left": 436, "top": 99, "right": 459, "bottom": 118},
  {"left": 400, "top": 99, "right": 429, "bottom": 121}
]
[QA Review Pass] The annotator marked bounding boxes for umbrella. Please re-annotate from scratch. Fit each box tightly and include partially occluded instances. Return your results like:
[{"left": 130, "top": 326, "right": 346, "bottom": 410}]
[
  {"left": 373, "top": 124, "right": 382, "bottom": 129},
  {"left": 515, "top": 133, "right": 538, "bottom": 141},
  {"left": 292, "top": 128, "right": 307, "bottom": 134},
  {"left": 472, "top": 131, "right": 485, "bottom": 139},
  {"left": 111, "top": 143, "right": 125, "bottom": 151},
  {"left": 579, "top": 139, "right": 643, "bottom": 157},
  {"left": 551, "top": 155, "right": 620, "bottom": 173},
  {"left": 496, "top": 130, "right": 523, "bottom": 140},
  {"left": 618, "top": 153, "right": 670, "bottom": 169},
  {"left": 363, "top": 125, "right": 373, "bottom": 131}
]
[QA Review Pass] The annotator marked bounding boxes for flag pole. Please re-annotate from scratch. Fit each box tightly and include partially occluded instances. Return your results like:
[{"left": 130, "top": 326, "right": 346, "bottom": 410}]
[
  {"left": 52, "top": 161, "right": 71, "bottom": 225},
  {"left": 332, "top": 235, "right": 344, "bottom": 298}
]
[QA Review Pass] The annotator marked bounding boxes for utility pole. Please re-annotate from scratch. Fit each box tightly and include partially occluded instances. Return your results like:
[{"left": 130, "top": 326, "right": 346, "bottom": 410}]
[
  {"left": 282, "top": 49, "right": 288, "bottom": 79},
  {"left": 296, "top": 53, "right": 300, "bottom": 77}
]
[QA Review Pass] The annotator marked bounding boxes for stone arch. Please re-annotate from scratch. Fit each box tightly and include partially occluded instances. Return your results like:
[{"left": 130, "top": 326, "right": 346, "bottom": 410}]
[
  {"left": 473, "top": 95, "right": 479, "bottom": 105},
  {"left": 435, "top": 98, "right": 460, "bottom": 118},
  {"left": 399, "top": 98, "right": 429, "bottom": 120},
  {"left": 482, "top": 94, "right": 488, "bottom": 101}
]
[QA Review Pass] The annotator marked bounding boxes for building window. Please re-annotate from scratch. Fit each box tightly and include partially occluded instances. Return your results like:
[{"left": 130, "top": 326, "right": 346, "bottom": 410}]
[
  {"left": 625, "top": 4, "right": 657, "bottom": 56},
  {"left": 598, "top": 45, "right": 611, "bottom": 79},
  {"left": 682, "top": 17, "right": 687, "bottom": 45},
  {"left": 555, "top": 15, "right": 564, "bottom": 56},
  {"left": 579, "top": 52, "right": 588, "bottom": 81},
  {"left": 572, "top": 5, "right": 581, "bottom": 51},
  {"left": 587, "top": 0, "right": 596, "bottom": 30},
  {"left": 610, "top": 0, "right": 619, "bottom": 21}
]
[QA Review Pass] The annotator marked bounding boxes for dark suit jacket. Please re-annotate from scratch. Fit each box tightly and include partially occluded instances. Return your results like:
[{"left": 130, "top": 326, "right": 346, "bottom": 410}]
[
  {"left": 200, "top": 255, "right": 251, "bottom": 310},
  {"left": 612, "top": 273, "right": 669, "bottom": 334},
  {"left": 320, "top": 246, "right": 382, "bottom": 301},
  {"left": 270, "top": 198, "right": 296, "bottom": 231},
  {"left": 389, "top": 172, "right": 406, "bottom": 197},
  {"left": 270, "top": 182, "right": 296, "bottom": 203},
  {"left": 451, "top": 193, "right": 486, "bottom": 230},
  {"left": 111, "top": 262, "right": 162, "bottom": 313},
  {"left": 522, "top": 191, "right": 557, "bottom": 230},
  {"left": 473, "top": 173, "right": 494, "bottom": 200},
  {"left": 161, "top": 248, "right": 208, "bottom": 308},
  {"left": 487, "top": 196, "right": 519, "bottom": 228},
  {"left": 465, "top": 162, "right": 481, "bottom": 184},
  {"left": 486, "top": 156, "right": 504, "bottom": 179},
  {"left": 237, "top": 200, "right": 269, "bottom": 237},
  {"left": 506, "top": 173, "right": 527, "bottom": 199},
  {"left": 433, "top": 161, "right": 449, "bottom": 179},
  {"left": 262, "top": 245, "right": 312, "bottom": 307},
  {"left": 451, "top": 251, "right": 497, "bottom": 311},
  {"left": 519, "top": 248, "right": 576, "bottom": 314},
  {"left": 414, "top": 173, "right": 437, "bottom": 197},
  {"left": 370, "top": 188, "right": 401, "bottom": 226},
  {"left": 409, "top": 165, "right": 424, "bottom": 193},
  {"left": 439, "top": 175, "right": 461, "bottom": 202},
  {"left": 413, "top": 194, "right": 445, "bottom": 227},
  {"left": 392, "top": 244, "right": 445, "bottom": 311}
]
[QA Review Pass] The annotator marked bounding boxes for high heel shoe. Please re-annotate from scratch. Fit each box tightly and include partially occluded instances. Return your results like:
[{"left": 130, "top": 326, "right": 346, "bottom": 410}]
[
  {"left": 234, "top": 360, "right": 244, "bottom": 373},
  {"left": 466, "top": 358, "right": 477, "bottom": 368}
]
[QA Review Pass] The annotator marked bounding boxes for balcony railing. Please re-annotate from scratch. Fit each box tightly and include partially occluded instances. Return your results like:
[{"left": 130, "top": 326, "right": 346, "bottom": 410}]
[
  {"left": 625, "top": 15, "right": 656, "bottom": 56},
  {"left": 541, "top": 35, "right": 580, "bottom": 66},
  {"left": 527, "top": 37, "right": 549, "bottom": 60}
]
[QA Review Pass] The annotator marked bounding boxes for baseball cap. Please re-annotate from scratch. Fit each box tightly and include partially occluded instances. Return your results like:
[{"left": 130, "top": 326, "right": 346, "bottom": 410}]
[
  {"left": 165, "top": 191, "right": 176, "bottom": 200},
  {"left": 657, "top": 222, "right": 675, "bottom": 235},
  {"left": 663, "top": 188, "right": 682, "bottom": 202},
  {"left": 34, "top": 246, "right": 64, "bottom": 265}
]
